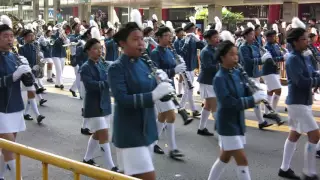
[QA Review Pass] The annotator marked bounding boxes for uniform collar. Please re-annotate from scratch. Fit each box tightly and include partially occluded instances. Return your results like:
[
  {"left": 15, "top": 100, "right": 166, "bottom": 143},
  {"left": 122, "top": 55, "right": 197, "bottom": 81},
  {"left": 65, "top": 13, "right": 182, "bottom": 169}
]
[
  {"left": 221, "top": 66, "right": 236, "bottom": 74},
  {"left": 120, "top": 54, "right": 139, "bottom": 63}
]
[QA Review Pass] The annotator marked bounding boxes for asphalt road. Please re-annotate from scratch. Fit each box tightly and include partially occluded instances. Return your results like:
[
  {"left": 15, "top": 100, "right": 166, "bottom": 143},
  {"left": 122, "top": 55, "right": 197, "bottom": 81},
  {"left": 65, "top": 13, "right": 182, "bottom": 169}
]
[{"left": 6, "top": 66, "right": 320, "bottom": 180}]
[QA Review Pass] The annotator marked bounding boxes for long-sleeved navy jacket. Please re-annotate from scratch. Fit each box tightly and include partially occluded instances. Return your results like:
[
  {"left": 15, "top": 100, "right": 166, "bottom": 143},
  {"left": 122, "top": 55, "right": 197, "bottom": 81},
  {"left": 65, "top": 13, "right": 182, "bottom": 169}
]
[
  {"left": 0, "top": 52, "right": 24, "bottom": 113},
  {"left": 18, "top": 43, "right": 36, "bottom": 67},
  {"left": 80, "top": 59, "right": 112, "bottom": 118},
  {"left": 108, "top": 54, "right": 158, "bottom": 148},
  {"left": 197, "top": 44, "right": 219, "bottom": 85},
  {"left": 150, "top": 46, "right": 176, "bottom": 79},
  {"left": 286, "top": 50, "right": 320, "bottom": 106},
  {"left": 239, "top": 41, "right": 263, "bottom": 78},
  {"left": 180, "top": 36, "right": 205, "bottom": 71},
  {"left": 213, "top": 67, "right": 255, "bottom": 136},
  {"left": 262, "top": 42, "right": 284, "bottom": 76}
]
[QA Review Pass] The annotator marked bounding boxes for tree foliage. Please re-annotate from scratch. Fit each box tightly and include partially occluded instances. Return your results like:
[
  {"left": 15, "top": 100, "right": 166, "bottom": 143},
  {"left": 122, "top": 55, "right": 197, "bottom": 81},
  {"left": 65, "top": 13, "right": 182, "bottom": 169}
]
[{"left": 194, "top": 6, "right": 244, "bottom": 25}]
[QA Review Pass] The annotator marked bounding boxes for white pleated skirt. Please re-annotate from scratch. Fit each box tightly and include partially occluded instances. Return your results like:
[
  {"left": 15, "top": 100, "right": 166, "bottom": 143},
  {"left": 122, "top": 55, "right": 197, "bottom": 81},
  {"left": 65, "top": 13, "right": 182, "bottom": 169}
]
[
  {"left": 87, "top": 115, "right": 111, "bottom": 133},
  {"left": 218, "top": 135, "right": 246, "bottom": 151},
  {"left": 0, "top": 111, "right": 26, "bottom": 133},
  {"left": 262, "top": 74, "right": 281, "bottom": 91},
  {"left": 199, "top": 83, "right": 216, "bottom": 99},
  {"left": 287, "top": 105, "right": 319, "bottom": 134},
  {"left": 155, "top": 100, "right": 176, "bottom": 113}
]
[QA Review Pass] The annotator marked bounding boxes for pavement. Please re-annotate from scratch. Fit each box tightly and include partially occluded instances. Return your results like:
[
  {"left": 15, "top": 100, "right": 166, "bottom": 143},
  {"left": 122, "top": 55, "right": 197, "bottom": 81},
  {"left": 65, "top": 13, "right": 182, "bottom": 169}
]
[{"left": 7, "top": 66, "right": 320, "bottom": 180}]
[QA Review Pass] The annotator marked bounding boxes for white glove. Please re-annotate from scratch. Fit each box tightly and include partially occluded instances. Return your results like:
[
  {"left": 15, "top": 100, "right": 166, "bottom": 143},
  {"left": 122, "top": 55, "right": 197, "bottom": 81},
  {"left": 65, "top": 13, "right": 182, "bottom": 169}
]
[
  {"left": 152, "top": 82, "right": 175, "bottom": 101},
  {"left": 283, "top": 53, "right": 289, "bottom": 60},
  {"left": 261, "top": 52, "right": 273, "bottom": 63},
  {"left": 177, "top": 55, "right": 185, "bottom": 63},
  {"left": 38, "top": 52, "right": 44, "bottom": 59},
  {"left": 174, "top": 63, "right": 187, "bottom": 73},
  {"left": 253, "top": 90, "right": 268, "bottom": 104},
  {"left": 155, "top": 69, "right": 171, "bottom": 82},
  {"left": 303, "top": 49, "right": 313, "bottom": 57},
  {"left": 40, "top": 58, "right": 46, "bottom": 63},
  {"left": 13, "top": 65, "right": 32, "bottom": 82},
  {"left": 18, "top": 56, "right": 29, "bottom": 65}
]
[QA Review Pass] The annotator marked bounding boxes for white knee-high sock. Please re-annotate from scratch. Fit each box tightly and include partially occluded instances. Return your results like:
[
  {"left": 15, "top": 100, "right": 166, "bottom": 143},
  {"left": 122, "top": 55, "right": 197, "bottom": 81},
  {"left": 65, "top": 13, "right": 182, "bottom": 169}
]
[
  {"left": 0, "top": 154, "right": 5, "bottom": 178},
  {"left": 47, "top": 69, "right": 52, "bottom": 79},
  {"left": 166, "top": 123, "right": 177, "bottom": 150},
  {"left": 254, "top": 105, "right": 265, "bottom": 124},
  {"left": 24, "top": 101, "right": 31, "bottom": 115},
  {"left": 81, "top": 118, "right": 89, "bottom": 129},
  {"left": 272, "top": 94, "right": 280, "bottom": 111},
  {"left": 100, "top": 143, "right": 115, "bottom": 170},
  {"left": 187, "top": 89, "right": 196, "bottom": 111},
  {"left": 280, "top": 139, "right": 297, "bottom": 171},
  {"left": 265, "top": 95, "right": 272, "bottom": 114},
  {"left": 84, "top": 136, "right": 99, "bottom": 161},
  {"left": 36, "top": 94, "right": 43, "bottom": 100},
  {"left": 156, "top": 121, "right": 165, "bottom": 138},
  {"left": 208, "top": 159, "right": 227, "bottom": 180},
  {"left": 236, "top": 166, "right": 251, "bottom": 180},
  {"left": 199, "top": 108, "right": 210, "bottom": 130},
  {"left": 303, "top": 142, "right": 317, "bottom": 176},
  {"left": 6, "top": 159, "right": 22, "bottom": 180},
  {"left": 178, "top": 82, "right": 183, "bottom": 94},
  {"left": 30, "top": 98, "right": 40, "bottom": 116}
]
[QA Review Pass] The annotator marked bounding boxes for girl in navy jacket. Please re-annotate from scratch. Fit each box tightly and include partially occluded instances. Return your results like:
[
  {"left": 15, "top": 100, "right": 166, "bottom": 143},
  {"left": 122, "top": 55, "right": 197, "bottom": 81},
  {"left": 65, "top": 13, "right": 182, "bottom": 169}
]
[{"left": 208, "top": 40, "right": 267, "bottom": 180}]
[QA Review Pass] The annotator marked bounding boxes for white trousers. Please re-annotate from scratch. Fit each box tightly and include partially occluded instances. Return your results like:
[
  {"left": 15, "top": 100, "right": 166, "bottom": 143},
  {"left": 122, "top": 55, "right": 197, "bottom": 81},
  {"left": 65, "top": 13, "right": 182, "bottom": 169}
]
[
  {"left": 71, "top": 66, "right": 81, "bottom": 92},
  {"left": 52, "top": 57, "right": 65, "bottom": 86}
]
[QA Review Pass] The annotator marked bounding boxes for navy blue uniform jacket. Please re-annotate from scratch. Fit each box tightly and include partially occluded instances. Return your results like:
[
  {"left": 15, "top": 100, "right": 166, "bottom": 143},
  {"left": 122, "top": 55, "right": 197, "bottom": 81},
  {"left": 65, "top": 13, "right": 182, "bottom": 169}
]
[
  {"left": 108, "top": 54, "right": 158, "bottom": 148},
  {"left": 214, "top": 67, "right": 255, "bottom": 136},
  {"left": 197, "top": 45, "right": 219, "bottom": 85}
]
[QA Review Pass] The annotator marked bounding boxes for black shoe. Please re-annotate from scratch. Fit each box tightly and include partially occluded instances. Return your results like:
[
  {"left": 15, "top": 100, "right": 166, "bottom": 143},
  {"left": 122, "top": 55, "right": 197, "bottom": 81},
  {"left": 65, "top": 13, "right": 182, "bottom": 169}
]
[
  {"left": 47, "top": 78, "right": 54, "bottom": 83},
  {"left": 37, "top": 115, "right": 45, "bottom": 124},
  {"left": 81, "top": 128, "right": 92, "bottom": 135},
  {"left": 278, "top": 168, "right": 301, "bottom": 180},
  {"left": 154, "top": 145, "right": 164, "bottom": 154},
  {"left": 302, "top": 174, "right": 319, "bottom": 180},
  {"left": 60, "top": 85, "right": 64, "bottom": 90},
  {"left": 52, "top": 73, "right": 55, "bottom": 78},
  {"left": 197, "top": 128, "right": 214, "bottom": 136},
  {"left": 39, "top": 99, "right": 47, "bottom": 106},
  {"left": 192, "top": 110, "right": 201, "bottom": 117},
  {"left": 177, "top": 94, "right": 183, "bottom": 98},
  {"left": 111, "top": 167, "right": 120, "bottom": 172},
  {"left": 285, "top": 107, "right": 288, "bottom": 112},
  {"left": 197, "top": 91, "right": 200, "bottom": 95},
  {"left": 24, "top": 114, "right": 33, "bottom": 121},
  {"left": 39, "top": 88, "right": 46, "bottom": 93},
  {"left": 258, "top": 121, "right": 273, "bottom": 130},
  {"left": 169, "top": 149, "right": 184, "bottom": 159},
  {"left": 83, "top": 159, "right": 99, "bottom": 167},
  {"left": 54, "top": 85, "right": 60, "bottom": 88},
  {"left": 69, "top": 89, "right": 77, "bottom": 97},
  {"left": 263, "top": 113, "right": 275, "bottom": 119},
  {"left": 316, "top": 150, "right": 320, "bottom": 158},
  {"left": 201, "top": 103, "right": 204, "bottom": 107}
]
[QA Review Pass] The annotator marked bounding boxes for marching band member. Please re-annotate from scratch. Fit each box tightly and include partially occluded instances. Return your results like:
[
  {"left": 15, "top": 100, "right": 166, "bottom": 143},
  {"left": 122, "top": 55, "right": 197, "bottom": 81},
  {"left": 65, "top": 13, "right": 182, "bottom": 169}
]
[
  {"left": 208, "top": 40, "right": 266, "bottom": 180},
  {"left": 19, "top": 29, "right": 46, "bottom": 123},
  {"left": 0, "top": 22, "right": 30, "bottom": 180},
  {"left": 76, "top": 28, "right": 92, "bottom": 135},
  {"left": 239, "top": 27, "right": 273, "bottom": 129},
  {"left": 262, "top": 30, "right": 286, "bottom": 118},
  {"left": 104, "top": 28, "right": 119, "bottom": 61},
  {"left": 173, "top": 27, "right": 185, "bottom": 97},
  {"left": 278, "top": 27, "right": 319, "bottom": 180},
  {"left": 39, "top": 26, "right": 54, "bottom": 83},
  {"left": 69, "top": 20, "right": 82, "bottom": 97},
  {"left": 197, "top": 29, "right": 220, "bottom": 136},
  {"left": 108, "top": 22, "right": 174, "bottom": 179},
  {"left": 80, "top": 38, "right": 118, "bottom": 171},
  {"left": 151, "top": 26, "right": 186, "bottom": 158},
  {"left": 179, "top": 22, "right": 205, "bottom": 117},
  {"left": 52, "top": 23, "right": 70, "bottom": 90}
]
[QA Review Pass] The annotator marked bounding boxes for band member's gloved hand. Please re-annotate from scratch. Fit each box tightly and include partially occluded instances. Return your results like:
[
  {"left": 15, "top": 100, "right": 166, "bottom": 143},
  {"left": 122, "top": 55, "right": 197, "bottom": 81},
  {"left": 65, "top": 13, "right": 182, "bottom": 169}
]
[
  {"left": 253, "top": 90, "right": 268, "bottom": 104},
  {"left": 261, "top": 52, "right": 273, "bottom": 63},
  {"left": 19, "top": 56, "right": 29, "bottom": 65},
  {"left": 156, "top": 69, "right": 171, "bottom": 82},
  {"left": 175, "top": 63, "right": 187, "bottom": 73},
  {"left": 283, "top": 53, "right": 290, "bottom": 61},
  {"left": 13, "top": 65, "right": 32, "bottom": 82},
  {"left": 177, "top": 55, "right": 185, "bottom": 63},
  {"left": 303, "top": 49, "right": 313, "bottom": 57},
  {"left": 40, "top": 58, "right": 46, "bottom": 63},
  {"left": 152, "top": 82, "right": 175, "bottom": 101}
]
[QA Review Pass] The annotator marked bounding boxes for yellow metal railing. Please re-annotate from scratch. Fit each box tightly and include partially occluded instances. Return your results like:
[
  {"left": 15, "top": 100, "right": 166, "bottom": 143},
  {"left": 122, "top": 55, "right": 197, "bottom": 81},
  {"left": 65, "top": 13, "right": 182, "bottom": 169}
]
[{"left": 0, "top": 139, "right": 139, "bottom": 180}]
